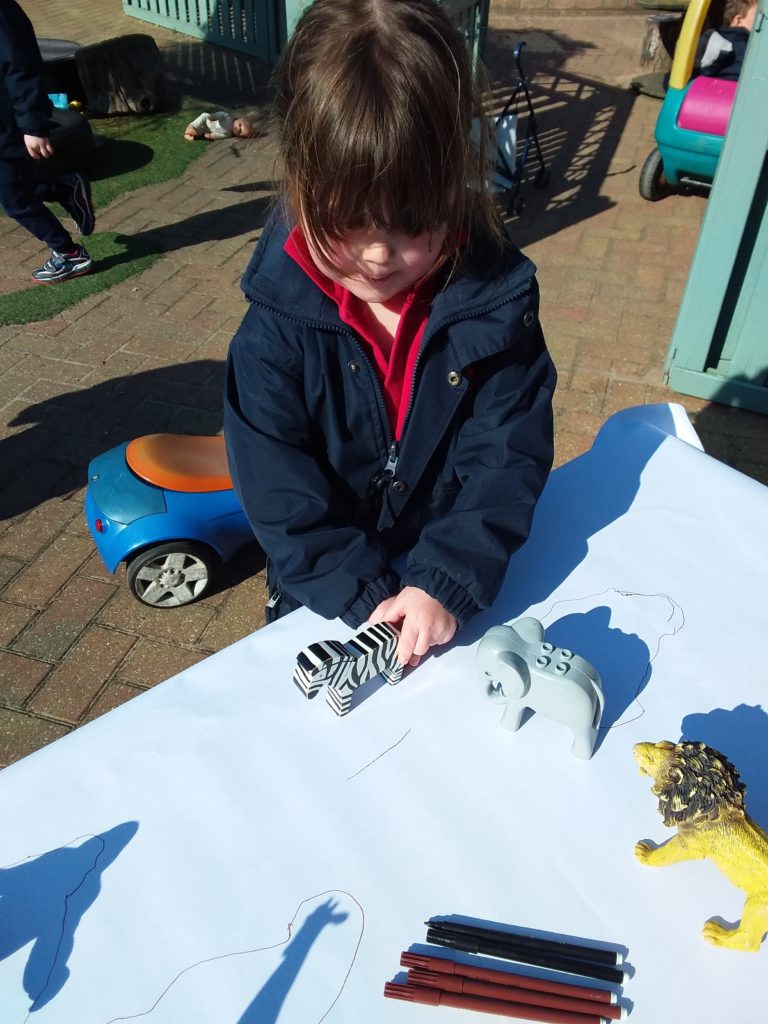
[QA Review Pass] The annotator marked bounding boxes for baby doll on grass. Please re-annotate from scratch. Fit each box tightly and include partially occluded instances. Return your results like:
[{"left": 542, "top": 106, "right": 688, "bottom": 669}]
[{"left": 183, "top": 111, "right": 254, "bottom": 141}]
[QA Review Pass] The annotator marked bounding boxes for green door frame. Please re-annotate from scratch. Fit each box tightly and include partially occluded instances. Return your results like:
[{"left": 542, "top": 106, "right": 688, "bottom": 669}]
[{"left": 664, "top": 0, "right": 768, "bottom": 412}]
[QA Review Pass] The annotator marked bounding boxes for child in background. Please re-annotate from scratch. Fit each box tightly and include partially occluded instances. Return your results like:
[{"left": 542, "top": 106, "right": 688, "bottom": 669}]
[
  {"left": 183, "top": 110, "right": 254, "bottom": 140},
  {"left": 698, "top": 0, "right": 757, "bottom": 80},
  {"left": 0, "top": 0, "right": 95, "bottom": 284},
  {"left": 223, "top": 0, "right": 556, "bottom": 668}
]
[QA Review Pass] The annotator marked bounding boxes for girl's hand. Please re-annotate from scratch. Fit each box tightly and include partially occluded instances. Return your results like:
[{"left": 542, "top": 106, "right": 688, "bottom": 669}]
[
  {"left": 24, "top": 134, "right": 54, "bottom": 159},
  {"left": 369, "top": 587, "right": 457, "bottom": 667}
]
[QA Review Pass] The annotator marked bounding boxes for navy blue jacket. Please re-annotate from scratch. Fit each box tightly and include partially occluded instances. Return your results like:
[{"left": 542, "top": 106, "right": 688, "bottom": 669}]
[
  {"left": 696, "top": 26, "right": 751, "bottom": 81},
  {"left": 706, "top": 26, "right": 751, "bottom": 81},
  {"left": 224, "top": 208, "right": 556, "bottom": 629},
  {"left": 0, "top": 0, "right": 52, "bottom": 159}
]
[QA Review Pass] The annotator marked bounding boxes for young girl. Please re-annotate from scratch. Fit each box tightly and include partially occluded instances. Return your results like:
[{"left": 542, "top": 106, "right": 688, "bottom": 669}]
[{"left": 223, "top": 0, "right": 556, "bottom": 668}]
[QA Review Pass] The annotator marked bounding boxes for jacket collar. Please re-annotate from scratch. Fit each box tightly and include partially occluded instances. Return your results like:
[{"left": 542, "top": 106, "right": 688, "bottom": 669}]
[{"left": 241, "top": 205, "right": 537, "bottom": 355}]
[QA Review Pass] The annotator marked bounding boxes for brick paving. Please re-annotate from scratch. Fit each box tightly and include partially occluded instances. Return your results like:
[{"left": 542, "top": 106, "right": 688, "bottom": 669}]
[{"left": 1, "top": 4, "right": 767, "bottom": 768}]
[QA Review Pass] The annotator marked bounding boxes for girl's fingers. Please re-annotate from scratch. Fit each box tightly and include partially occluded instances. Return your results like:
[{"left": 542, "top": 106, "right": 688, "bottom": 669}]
[
  {"left": 396, "top": 623, "right": 419, "bottom": 665},
  {"left": 398, "top": 623, "right": 433, "bottom": 665}
]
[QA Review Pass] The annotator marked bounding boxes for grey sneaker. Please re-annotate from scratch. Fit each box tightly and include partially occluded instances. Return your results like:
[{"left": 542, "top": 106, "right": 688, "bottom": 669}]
[
  {"left": 32, "top": 246, "right": 93, "bottom": 284},
  {"left": 59, "top": 173, "right": 95, "bottom": 235}
]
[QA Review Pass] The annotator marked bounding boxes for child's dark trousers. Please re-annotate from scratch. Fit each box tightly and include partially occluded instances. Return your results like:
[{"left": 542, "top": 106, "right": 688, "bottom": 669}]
[{"left": 0, "top": 156, "right": 74, "bottom": 251}]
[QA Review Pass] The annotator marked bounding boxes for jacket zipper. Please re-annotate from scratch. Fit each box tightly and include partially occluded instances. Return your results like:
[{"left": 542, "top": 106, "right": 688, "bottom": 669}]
[
  {"left": 249, "top": 279, "right": 532, "bottom": 491},
  {"left": 370, "top": 440, "right": 400, "bottom": 490},
  {"left": 248, "top": 299, "right": 397, "bottom": 478},
  {"left": 265, "top": 557, "right": 281, "bottom": 609}
]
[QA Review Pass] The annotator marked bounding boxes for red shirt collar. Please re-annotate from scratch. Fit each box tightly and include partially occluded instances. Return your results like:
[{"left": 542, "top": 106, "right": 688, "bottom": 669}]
[{"left": 284, "top": 226, "right": 439, "bottom": 439}]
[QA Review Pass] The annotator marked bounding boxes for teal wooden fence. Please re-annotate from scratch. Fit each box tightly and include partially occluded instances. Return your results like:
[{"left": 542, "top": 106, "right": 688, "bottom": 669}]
[
  {"left": 664, "top": 0, "right": 768, "bottom": 413},
  {"left": 123, "top": 0, "right": 489, "bottom": 67},
  {"left": 122, "top": 1, "right": 280, "bottom": 61}
]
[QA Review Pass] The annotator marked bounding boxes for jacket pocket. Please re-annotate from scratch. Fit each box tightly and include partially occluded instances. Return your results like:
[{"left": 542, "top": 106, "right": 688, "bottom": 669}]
[
  {"left": 264, "top": 559, "right": 302, "bottom": 624},
  {"left": 413, "top": 481, "right": 461, "bottom": 533}
]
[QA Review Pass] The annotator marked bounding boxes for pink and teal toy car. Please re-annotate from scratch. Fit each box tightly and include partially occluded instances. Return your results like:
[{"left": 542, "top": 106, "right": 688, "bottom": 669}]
[{"left": 640, "top": 0, "right": 741, "bottom": 200}]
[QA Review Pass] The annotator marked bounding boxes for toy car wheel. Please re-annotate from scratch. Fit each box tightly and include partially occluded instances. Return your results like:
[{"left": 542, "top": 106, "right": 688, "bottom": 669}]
[
  {"left": 639, "top": 148, "right": 671, "bottom": 202},
  {"left": 126, "top": 542, "right": 216, "bottom": 608}
]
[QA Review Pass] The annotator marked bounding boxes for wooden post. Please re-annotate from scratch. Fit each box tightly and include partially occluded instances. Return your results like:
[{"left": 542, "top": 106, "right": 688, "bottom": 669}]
[
  {"left": 640, "top": 13, "right": 684, "bottom": 72},
  {"left": 75, "top": 34, "right": 165, "bottom": 116}
]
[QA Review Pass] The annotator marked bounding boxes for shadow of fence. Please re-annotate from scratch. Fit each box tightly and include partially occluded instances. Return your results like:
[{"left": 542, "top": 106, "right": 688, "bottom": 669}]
[
  {"left": 484, "top": 25, "right": 637, "bottom": 249},
  {"left": 157, "top": 35, "right": 274, "bottom": 113}
]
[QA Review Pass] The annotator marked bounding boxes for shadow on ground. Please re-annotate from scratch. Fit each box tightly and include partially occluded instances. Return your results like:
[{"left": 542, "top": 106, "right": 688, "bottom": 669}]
[
  {"left": 207, "top": 540, "right": 266, "bottom": 600},
  {"left": 484, "top": 26, "right": 637, "bottom": 249},
  {"left": 158, "top": 37, "right": 274, "bottom": 112},
  {"left": 0, "top": 360, "right": 226, "bottom": 521},
  {"left": 127, "top": 188, "right": 273, "bottom": 255},
  {"left": 89, "top": 137, "right": 155, "bottom": 177},
  {"left": 672, "top": 379, "right": 768, "bottom": 485}
]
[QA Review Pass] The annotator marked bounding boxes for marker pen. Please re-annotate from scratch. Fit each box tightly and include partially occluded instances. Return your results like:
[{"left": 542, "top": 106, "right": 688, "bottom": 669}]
[
  {"left": 407, "top": 969, "right": 626, "bottom": 1020},
  {"left": 401, "top": 952, "right": 616, "bottom": 1004},
  {"left": 425, "top": 919, "right": 623, "bottom": 968},
  {"left": 384, "top": 981, "right": 611, "bottom": 1023},
  {"left": 426, "top": 928, "right": 625, "bottom": 985}
]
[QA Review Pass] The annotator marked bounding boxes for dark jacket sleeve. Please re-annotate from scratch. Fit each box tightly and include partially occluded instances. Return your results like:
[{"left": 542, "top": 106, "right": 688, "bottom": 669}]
[
  {"left": 223, "top": 306, "right": 401, "bottom": 625},
  {"left": 0, "top": 1, "right": 51, "bottom": 140},
  {"left": 401, "top": 301, "right": 556, "bottom": 626}
]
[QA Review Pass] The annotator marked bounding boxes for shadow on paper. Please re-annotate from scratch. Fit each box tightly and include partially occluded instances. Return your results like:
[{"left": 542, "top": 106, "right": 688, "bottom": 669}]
[
  {"left": 101, "top": 890, "right": 363, "bottom": 1024},
  {"left": 458, "top": 405, "right": 681, "bottom": 648},
  {"left": 545, "top": 606, "right": 651, "bottom": 738},
  {"left": 237, "top": 897, "right": 349, "bottom": 1023},
  {"left": 0, "top": 822, "right": 139, "bottom": 1012},
  {"left": 681, "top": 703, "right": 768, "bottom": 827}
]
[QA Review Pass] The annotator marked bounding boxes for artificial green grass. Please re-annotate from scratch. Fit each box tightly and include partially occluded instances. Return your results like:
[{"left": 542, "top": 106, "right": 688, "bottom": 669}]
[
  {"left": 0, "top": 110, "right": 205, "bottom": 327},
  {"left": 88, "top": 110, "right": 208, "bottom": 207},
  {"left": 0, "top": 232, "right": 163, "bottom": 326}
]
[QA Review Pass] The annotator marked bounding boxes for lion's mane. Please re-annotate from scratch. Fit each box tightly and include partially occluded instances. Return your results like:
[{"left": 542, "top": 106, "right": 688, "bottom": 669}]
[{"left": 653, "top": 741, "right": 746, "bottom": 828}]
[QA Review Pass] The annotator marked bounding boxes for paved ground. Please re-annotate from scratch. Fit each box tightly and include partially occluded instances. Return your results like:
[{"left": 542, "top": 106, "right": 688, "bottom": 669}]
[{"left": 2, "top": 4, "right": 767, "bottom": 768}]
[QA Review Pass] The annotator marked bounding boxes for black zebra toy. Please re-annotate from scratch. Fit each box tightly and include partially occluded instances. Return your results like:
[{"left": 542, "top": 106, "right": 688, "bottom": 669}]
[{"left": 293, "top": 622, "right": 403, "bottom": 716}]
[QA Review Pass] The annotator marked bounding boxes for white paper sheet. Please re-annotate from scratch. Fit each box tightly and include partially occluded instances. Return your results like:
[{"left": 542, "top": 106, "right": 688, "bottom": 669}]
[{"left": 1, "top": 404, "right": 766, "bottom": 1024}]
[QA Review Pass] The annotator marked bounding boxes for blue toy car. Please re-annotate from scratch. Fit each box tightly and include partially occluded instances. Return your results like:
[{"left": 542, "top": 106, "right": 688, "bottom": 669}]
[{"left": 85, "top": 435, "right": 255, "bottom": 607}]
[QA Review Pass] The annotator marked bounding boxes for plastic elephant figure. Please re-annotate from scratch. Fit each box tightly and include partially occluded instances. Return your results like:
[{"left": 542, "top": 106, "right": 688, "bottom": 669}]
[{"left": 477, "top": 617, "right": 604, "bottom": 759}]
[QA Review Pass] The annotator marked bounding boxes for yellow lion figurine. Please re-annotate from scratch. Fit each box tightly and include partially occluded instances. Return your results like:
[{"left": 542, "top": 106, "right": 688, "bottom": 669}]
[{"left": 633, "top": 739, "right": 768, "bottom": 951}]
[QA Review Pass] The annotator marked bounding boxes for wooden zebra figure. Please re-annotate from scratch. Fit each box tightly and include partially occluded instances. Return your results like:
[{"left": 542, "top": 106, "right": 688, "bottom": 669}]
[{"left": 293, "top": 622, "right": 403, "bottom": 716}]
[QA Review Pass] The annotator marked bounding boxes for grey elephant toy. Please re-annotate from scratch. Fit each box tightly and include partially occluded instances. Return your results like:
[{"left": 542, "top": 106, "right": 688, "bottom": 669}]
[{"left": 477, "top": 618, "right": 604, "bottom": 759}]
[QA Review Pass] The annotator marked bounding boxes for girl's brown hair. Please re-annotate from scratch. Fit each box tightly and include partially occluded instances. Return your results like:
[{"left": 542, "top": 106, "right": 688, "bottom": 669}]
[{"left": 274, "top": 0, "right": 502, "bottom": 266}]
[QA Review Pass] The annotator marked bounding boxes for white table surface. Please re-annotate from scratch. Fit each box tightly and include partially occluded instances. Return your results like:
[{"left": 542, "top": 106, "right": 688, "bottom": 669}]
[{"left": 1, "top": 404, "right": 766, "bottom": 1024}]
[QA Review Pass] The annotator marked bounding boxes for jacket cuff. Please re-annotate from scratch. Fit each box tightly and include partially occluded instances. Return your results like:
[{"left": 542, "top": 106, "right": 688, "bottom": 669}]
[
  {"left": 401, "top": 566, "right": 479, "bottom": 628},
  {"left": 340, "top": 570, "right": 401, "bottom": 628},
  {"left": 18, "top": 115, "right": 51, "bottom": 137}
]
